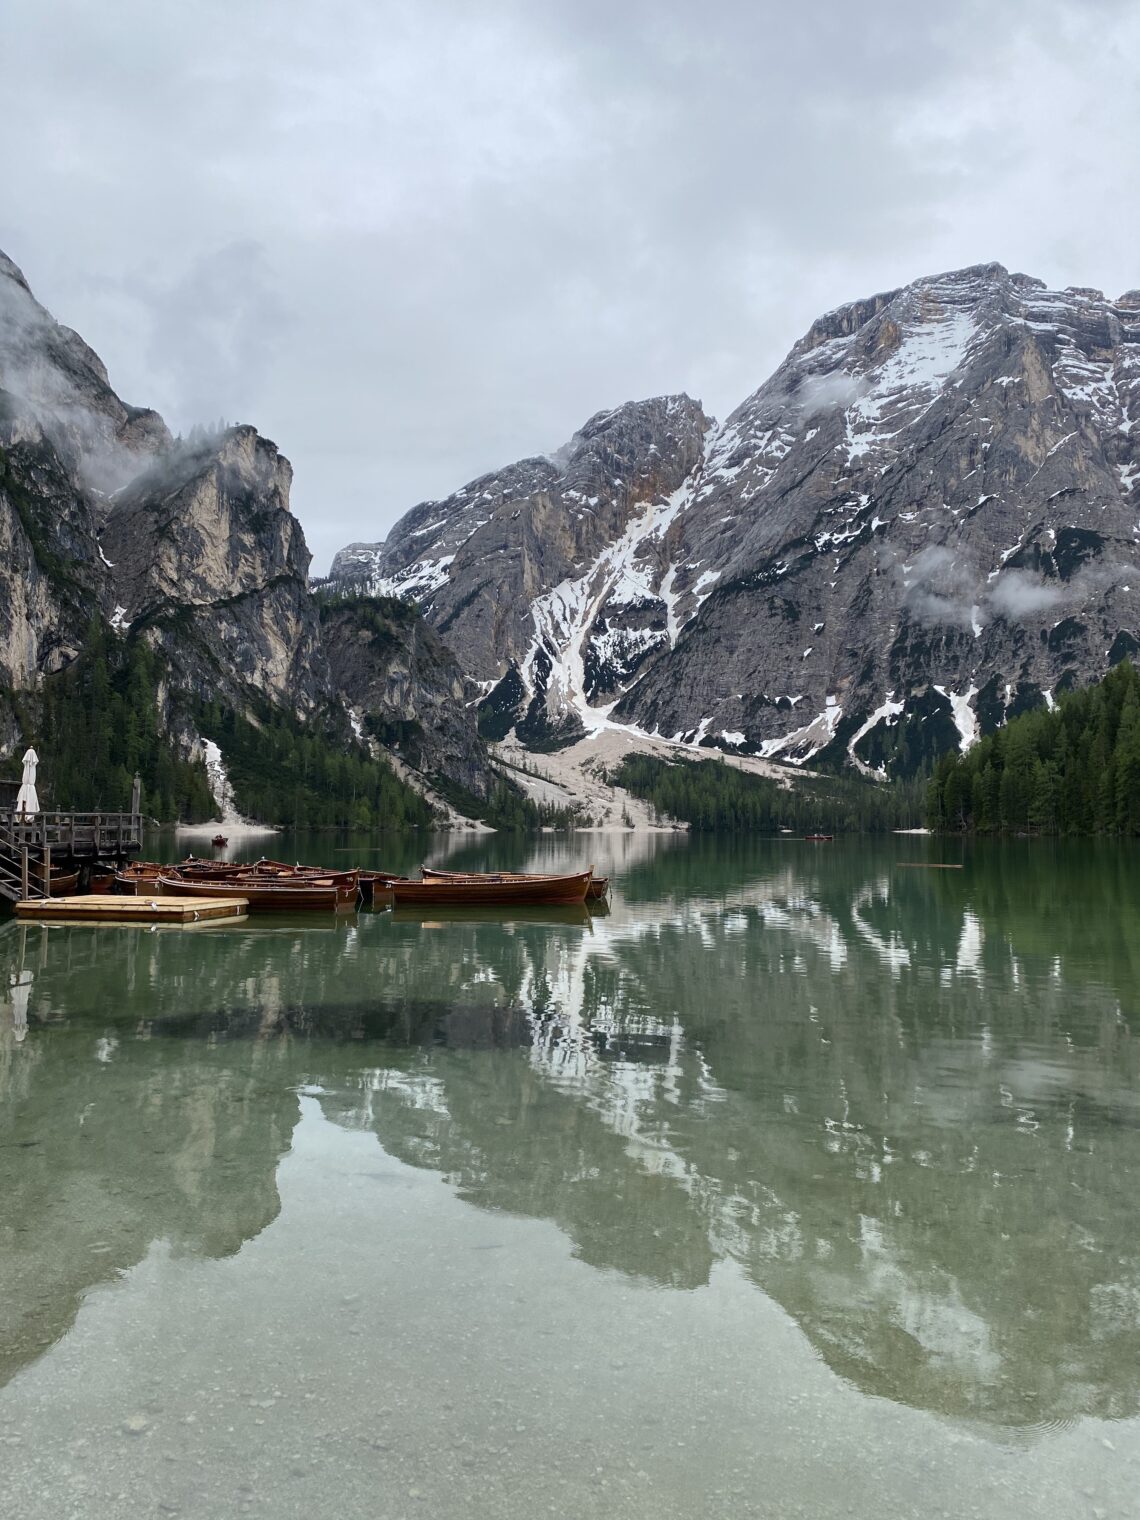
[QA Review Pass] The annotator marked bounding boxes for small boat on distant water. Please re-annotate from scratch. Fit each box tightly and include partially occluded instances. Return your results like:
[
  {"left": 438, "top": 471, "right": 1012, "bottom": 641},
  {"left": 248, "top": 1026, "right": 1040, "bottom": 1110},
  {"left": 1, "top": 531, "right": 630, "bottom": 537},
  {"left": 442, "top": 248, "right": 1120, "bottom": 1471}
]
[
  {"left": 421, "top": 866, "right": 610, "bottom": 900},
  {"left": 212, "top": 834, "right": 228, "bottom": 847},
  {"left": 378, "top": 869, "right": 593, "bottom": 907},
  {"left": 804, "top": 834, "right": 834, "bottom": 842}
]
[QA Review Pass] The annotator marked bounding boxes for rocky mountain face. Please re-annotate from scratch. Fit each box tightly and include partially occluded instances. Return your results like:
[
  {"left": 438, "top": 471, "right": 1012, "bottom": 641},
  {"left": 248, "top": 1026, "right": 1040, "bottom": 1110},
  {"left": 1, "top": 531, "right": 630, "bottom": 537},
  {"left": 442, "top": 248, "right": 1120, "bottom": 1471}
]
[
  {"left": 0, "top": 250, "right": 493, "bottom": 802},
  {"left": 330, "top": 396, "right": 711, "bottom": 745},
  {"left": 98, "top": 425, "right": 325, "bottom": 715},
  {"left": 0, "top": 250, "right": 165, "bottom": 705},
  {"left": 332, "top": 263, "right": 1140, "bottom": 773},
  {"left": 319, "top": 596, "right": 490, "bottom": 799}
]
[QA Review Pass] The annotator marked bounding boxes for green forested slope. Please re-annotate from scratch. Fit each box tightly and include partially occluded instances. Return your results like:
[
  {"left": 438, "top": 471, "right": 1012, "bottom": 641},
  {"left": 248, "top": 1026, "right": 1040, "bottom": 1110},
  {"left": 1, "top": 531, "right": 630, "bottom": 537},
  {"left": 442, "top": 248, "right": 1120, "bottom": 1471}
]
[
  {"left": 5, "top": 620, "right": 214, "bottom": 822},
  {"left": 3, "top": 621, "right": 437, "bottom": 828},
  {"left": 613, "top": 753, "right": 924, "bottom": 833},
  {"left": 926, "top": 661, "right": 1140, "bottom": 834}
]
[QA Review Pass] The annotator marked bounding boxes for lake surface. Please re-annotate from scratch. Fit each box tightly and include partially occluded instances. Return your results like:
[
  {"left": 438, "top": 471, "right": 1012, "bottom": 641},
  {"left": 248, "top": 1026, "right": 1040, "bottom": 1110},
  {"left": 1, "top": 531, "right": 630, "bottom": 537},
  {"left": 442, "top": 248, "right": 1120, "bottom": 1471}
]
[{"left": 2, "top": 832, "right": 1139, "bottom": 1518}]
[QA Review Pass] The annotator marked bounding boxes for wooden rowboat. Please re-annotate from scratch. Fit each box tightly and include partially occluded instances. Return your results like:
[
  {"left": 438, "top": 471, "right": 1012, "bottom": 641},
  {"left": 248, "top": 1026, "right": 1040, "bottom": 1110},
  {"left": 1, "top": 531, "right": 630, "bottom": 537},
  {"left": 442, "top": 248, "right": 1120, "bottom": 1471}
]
[
  {"left": 115, "top": 864, "right": 163, "bottom": 895},
  {"left": 47, "top": 869, "right": 81, "bottom": 897},
  {"left": 421, "top": 866, "right": 610, "bottom": 900},
  {"left": 179, "top": 859, "right": 360, "bottom": 888},
  {"left": 156, "top": 872, "right": 356, "bottom": 910},
  {"left": 377, "top": 869, "right": 592, "bottom": 906},
  {"left": 358, "top": 871, "right": 407, "bottom": 905}
]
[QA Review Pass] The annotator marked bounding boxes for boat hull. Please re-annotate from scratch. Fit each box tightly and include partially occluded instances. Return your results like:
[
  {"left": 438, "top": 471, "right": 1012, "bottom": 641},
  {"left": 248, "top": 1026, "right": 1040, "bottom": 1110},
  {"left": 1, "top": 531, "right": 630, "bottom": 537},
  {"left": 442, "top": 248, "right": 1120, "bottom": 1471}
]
[
  {"left": 421, "top": 867, "right": 609, "bottom": 900},
  {"left": 156, "top": 874, "right": 355, "bottom": 910},
  {"left": 381, "top": 870, "right": 592, "bottom": 906}
]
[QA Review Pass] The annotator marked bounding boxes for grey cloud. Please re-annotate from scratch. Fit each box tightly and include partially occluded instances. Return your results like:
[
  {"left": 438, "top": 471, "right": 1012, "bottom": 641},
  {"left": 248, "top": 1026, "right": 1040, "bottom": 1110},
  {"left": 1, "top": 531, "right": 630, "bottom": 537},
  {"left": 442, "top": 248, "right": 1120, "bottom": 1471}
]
[
  {"left": 987, "top": 562, "right": 1134, "bottom": 621},
  {"left": 986, "top": 571, "right": 1067, "bottom": 620},
  {"left": 0, "top": 258, "right": 162, "bottom": 492},
  {"left": 2, "top": 0, "right": 1139, "bottom": 569},
  {"left": 894, "top": 549, "right": 1136, "bottom": 629},
  {"left": 794, "top": 373, "right": 871, "bottom": 418},
  {"left": 895, "top": 546, "right": 979, "bottom": 627},
  {"left": 137, "top": 243, "right": 292, "bottom": 436}
]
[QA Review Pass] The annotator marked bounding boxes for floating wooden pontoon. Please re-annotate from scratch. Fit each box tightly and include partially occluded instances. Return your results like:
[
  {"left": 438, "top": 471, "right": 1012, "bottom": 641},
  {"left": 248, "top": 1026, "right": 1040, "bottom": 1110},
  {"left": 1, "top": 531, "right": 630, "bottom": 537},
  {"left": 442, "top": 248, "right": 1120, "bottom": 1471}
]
[{"left": 13, "top": 893, "right": 249, "bottom": 923}]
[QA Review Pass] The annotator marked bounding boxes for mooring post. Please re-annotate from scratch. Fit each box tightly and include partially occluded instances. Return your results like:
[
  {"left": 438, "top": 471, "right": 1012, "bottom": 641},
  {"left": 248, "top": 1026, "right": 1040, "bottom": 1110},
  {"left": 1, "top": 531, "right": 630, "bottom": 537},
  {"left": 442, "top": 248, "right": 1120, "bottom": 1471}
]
[
  {"left": 21, "top": 847, "right": 28, "bottom": 900},
  {"left": 43, "top": 842, "right": 51, "bottom": 898}
]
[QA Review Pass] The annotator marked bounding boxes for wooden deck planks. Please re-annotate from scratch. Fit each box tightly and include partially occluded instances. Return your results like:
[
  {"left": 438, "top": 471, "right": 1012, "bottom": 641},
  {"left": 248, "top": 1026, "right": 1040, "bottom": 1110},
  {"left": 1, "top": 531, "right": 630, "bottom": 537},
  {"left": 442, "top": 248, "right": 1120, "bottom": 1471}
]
[{"left": 13, "top": 893, "right": 248, "bottom": 923}]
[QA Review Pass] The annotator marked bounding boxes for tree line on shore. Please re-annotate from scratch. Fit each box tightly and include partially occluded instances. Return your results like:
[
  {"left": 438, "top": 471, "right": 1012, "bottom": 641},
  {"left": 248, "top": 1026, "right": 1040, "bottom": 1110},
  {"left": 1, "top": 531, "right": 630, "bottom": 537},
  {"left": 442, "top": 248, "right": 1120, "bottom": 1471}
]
[
  {"left": 4, "top": 620, "right": 215, "bottom": 823},
  {"left": 8, "top": 616, "right": 1138, "bottom": 837},
  {"left": 193, "top": 699, "right": 436, "bottom": 830},
  {"left": 1, "top": 620, "right": 576, "bottom": 831},
  {"left": 612, "top": 752, "right": 925, "bottom": 833},
  {"left": 1, "top": 620, "right": 436, "bottom": 829},
  {"left": 925, "top": 660, "right": 1140, "bottom": 835}
]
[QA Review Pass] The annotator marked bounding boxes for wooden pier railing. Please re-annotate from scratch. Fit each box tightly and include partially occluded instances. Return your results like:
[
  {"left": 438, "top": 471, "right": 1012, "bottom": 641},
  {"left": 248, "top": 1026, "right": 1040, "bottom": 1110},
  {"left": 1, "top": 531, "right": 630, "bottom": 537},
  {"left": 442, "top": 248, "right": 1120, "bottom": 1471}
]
[{"left": 0, "top": 810, "right": 142, "bottom": 905}]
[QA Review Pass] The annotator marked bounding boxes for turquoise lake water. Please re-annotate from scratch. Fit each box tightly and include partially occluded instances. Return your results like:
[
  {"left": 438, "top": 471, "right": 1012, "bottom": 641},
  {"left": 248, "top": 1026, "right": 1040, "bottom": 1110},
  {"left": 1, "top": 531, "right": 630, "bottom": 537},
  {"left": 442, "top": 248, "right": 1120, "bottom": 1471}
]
[{"left": 2, "top": 832, "right": 1139, "bottom": 1517}]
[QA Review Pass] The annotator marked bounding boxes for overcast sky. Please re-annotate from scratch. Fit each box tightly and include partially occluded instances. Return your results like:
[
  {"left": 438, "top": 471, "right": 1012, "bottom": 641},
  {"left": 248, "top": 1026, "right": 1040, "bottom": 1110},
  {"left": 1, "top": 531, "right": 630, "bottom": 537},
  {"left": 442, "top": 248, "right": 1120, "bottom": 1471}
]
[{"left": 4, "top": 0, "right": 1140, "bottom": 572}]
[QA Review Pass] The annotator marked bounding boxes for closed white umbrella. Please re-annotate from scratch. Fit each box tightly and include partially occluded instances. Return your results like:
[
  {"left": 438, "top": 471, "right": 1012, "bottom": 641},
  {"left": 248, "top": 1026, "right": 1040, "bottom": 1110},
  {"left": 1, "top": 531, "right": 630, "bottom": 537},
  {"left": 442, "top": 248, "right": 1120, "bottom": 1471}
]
[
  {"left": 12, "top": 970, "right": 32, "bottom": 1043},
  {"left": 15, "top": 747, "right": 39, "bottom": 817}
]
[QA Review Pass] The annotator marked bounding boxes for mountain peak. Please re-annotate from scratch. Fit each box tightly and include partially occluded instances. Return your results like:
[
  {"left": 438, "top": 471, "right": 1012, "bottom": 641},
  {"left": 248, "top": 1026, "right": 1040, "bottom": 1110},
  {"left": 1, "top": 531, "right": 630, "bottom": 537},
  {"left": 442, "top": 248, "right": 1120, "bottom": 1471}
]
[
  {"left": 328, "top": 263, "right": 1140, "bottom": 771},
  {"left": 0, "top": 250, "right": 32, "bottom": 294}
]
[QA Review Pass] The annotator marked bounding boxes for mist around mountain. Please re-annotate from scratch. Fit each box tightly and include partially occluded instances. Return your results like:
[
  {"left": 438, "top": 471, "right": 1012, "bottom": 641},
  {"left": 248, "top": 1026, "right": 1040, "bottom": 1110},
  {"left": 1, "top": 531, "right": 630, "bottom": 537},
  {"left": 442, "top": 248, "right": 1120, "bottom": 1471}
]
[{"left": 0, "top": 251, "right": 497, "bottom": 818}]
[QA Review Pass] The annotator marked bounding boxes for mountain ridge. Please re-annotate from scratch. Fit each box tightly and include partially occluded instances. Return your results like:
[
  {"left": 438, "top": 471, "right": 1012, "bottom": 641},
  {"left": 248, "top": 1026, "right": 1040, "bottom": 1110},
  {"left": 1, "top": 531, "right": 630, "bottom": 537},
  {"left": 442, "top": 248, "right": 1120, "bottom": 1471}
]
[{"left": 330, "top": 261, "right": 1140, "bottom": 774}]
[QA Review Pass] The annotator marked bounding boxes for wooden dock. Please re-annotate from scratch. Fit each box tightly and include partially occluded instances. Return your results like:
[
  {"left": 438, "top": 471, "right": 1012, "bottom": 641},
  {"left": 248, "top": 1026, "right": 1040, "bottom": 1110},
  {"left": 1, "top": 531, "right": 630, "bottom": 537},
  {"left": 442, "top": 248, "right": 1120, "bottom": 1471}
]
[
  {"left": 1, "top": 806, "right": 143, "bottom": 905},
  {"left": 13, "top": 894, "right": 248, "bottom": 924}
]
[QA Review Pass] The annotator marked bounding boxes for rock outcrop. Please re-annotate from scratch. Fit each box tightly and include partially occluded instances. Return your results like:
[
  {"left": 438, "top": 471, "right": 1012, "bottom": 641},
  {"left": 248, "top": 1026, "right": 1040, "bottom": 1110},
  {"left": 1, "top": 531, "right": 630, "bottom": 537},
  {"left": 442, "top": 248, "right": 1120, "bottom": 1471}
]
[
  {"left": 333, "top": 396, "right": 710, "bottom": 675},
  {"left": 99, "top": 426, "right": 325, "bottom": 714},
  {"left": 331, "top": 263, "right": 1140, "bottom": 772},
  {"left": 320, "top": 595, "right": 491, "bottom": 799}
]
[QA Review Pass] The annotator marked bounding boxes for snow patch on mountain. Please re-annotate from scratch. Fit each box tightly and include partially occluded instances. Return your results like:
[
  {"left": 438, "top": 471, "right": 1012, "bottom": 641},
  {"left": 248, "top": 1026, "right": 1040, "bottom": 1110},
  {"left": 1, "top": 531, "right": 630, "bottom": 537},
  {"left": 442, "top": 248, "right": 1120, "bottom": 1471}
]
[
  {"left": 934, "top": 684, "right": 981, "bottom": 752},
  {"left": 844, "top": 310, "right": 977, "bottom": 464},
  {"left": 757, "top": 695, "right": 843, "bottom": 764},
  {"left": 201, "top": 739, "right": 246, "bottom": 825},
  {"left": 369, "top": 554, "right": 454, "bottom": 601},
  {"left": 520, "top": 474, "right": 702, "bottom": 731},
  {"left": 847, "top": 695, "right": 905, "bottom": 777}
]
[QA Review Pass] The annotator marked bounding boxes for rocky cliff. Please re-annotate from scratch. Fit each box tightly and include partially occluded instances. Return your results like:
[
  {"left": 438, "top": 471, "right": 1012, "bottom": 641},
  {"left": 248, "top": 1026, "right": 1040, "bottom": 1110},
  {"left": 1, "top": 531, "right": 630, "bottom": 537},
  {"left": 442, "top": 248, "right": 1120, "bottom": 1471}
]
[
  {"left": 0, "top": 250, "right": 494, "bottom": 804},
  {"left": 319, "top": 594, "right": 491, "bottom": 799},
  {"left": 331, "top": 263, "right": 1140, "bottom": 773},
  {"left": 98, "top": 425, "right": 325, "bottom": 715}
]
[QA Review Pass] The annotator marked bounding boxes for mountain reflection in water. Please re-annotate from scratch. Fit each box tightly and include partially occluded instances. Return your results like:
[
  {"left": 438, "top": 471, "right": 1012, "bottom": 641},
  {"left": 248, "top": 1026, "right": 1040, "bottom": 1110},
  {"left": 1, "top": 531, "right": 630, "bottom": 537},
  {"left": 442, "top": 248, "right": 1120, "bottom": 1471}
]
[{"left": 2, "top": 835, "right": 1139, "bottom": 1434}]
